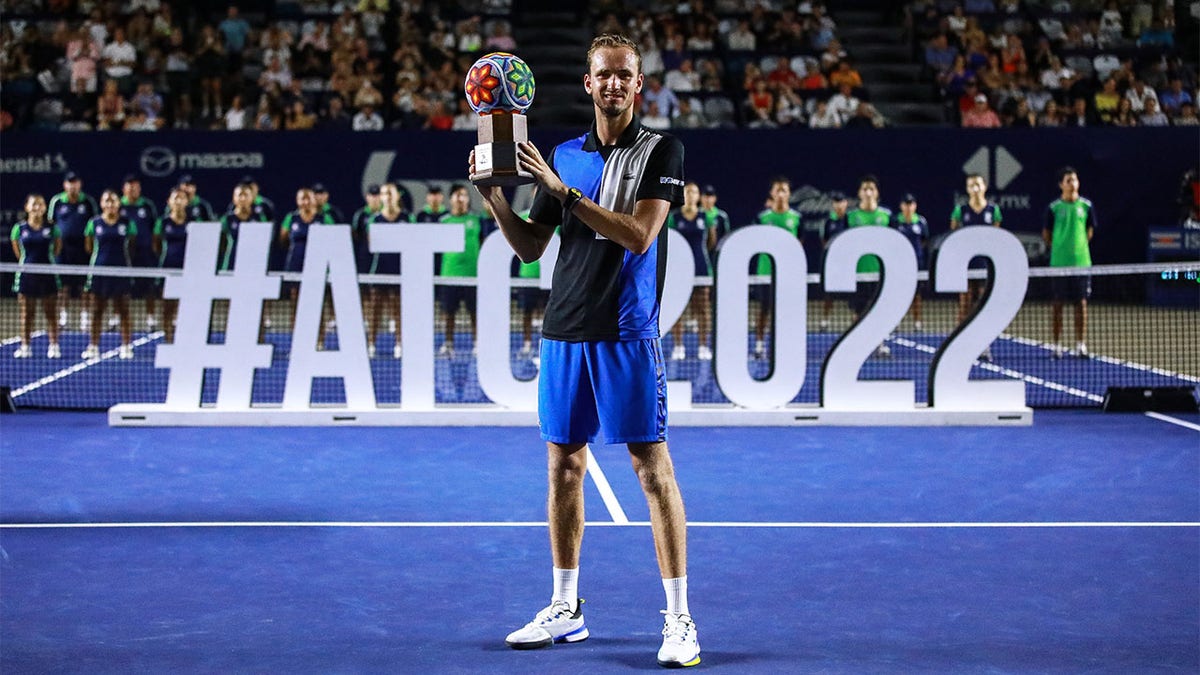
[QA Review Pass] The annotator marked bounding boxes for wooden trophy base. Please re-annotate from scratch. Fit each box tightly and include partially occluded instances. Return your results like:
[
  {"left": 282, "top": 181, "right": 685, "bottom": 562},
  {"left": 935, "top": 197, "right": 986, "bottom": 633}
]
[{"left": 472, "top": 113, "right": 535, "bottom": 187}]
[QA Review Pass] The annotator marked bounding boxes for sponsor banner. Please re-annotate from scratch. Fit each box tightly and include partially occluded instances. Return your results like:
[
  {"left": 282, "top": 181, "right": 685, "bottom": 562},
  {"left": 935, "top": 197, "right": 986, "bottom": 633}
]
[{"left": 0, "top": 128, "right": 1195, "bottom": 278}]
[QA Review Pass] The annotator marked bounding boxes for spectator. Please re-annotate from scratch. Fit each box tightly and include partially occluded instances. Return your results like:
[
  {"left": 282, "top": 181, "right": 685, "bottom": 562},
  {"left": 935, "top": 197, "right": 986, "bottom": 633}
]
[
  {"left": 164, "top": 28, "right": 192, "bottom": 128},
  {"left": 1093, "top": 77, "right": 1120, "bottom": 124},
  {"left": 642, "top": 75, "right": 680, "bottom": 119},
  {"left": 1138, "top": 97, "right": 1169, "bottom": 126},
  {"left": 1008, "top": 98, "right": 1037, "bottom": 127},
  {"left": 1111, "top": 97, "right": 1138, "bottom": 127},
  {"left": 1063, "top": 97, "right": 1092, "bottom": 127},
  {"left": 665, "top": 59, "right": 701, "bottom": 94},
  {"left": 62, "top": 77, "right": 97, "bottom": 130},
  {"left": 217, "top": 5, "right": 252, "bottom": 71},
  {"left": 101, "top": 26, "right": 137, "bottom": 95},
  {"left": 925, "top": 33, "right": 959, "bottom": 76},
  {"left": 828, "top": 60, "right": 863, "bottom": 90},
  {"left": 456, "top": 15, "right": 484, "bottom": 54},
  {"left": 726, "top": 19, "right": 757, "bottom": 51},
  {"left": 95, "top": 79, "right": 126, "bottom": 130},
  {"left": 1159, "top": 79, "right": 1194, "bottom": 117},
  {"left": 1175, "top": 102, "right": 1200, "bottom": 126},
  {"left": 808, "top": 99, "right": 841, "bottom": 128},
  {"left": 484, "top": 21, "right": 517, "bottom": 52},
  {"left": 673, "top": 97, "right": 708, "bottom": 129},
  {"left": 320, "top": 95, "right": 352, "bottom": 130},
  {"left": 451, "top": 100, "right": 475, "bottom": 131},
  {"left": 1137, "top": 17, "right": 1174, "bottom": 48},
  {"left": 353, "top": 103, "right": 385, "bottom": 130},
  {"left": 194, "top": 25, "right": 226, "bottom": 119},
  {"left": 962, "top": 94, "right": 1001, "bottom": 128},
  {"left": 844, "top": 101, "right": 881, "bottom": 129},
  {"left": 827, "top": 83, "right": 860, "bottom": 124},
  {"left": 124, "top": 108, "right": 161, "bottom": 131},
  {"left": 129, "top": 81, "right": 164, "bottom": 122},
  {"left": 800, "top": 60, "right": 828, "bottom": 91},
  {"left": 65, "top": 25, "right": 101, "bottom": 93},
  {"left": 638, "top": 33, "right": 664, "bottom": 77},
  {"left": 643, "top": 100, "right": 671, "bottom": 130},
  {"left": 1039, "top": 99, "right": 1063, "bottom": 127},
  {"left": 744, "top": 77, "right": 775, "bottom": 126},
  {"left": 1125, "top": 78, "right": 1158, "bottom": 113},
  {"left": 254, "top": 94, "right": 280, "bottom": 130},
  {"left": 774, "top": 88, "right": 805, "bottom": 127},
  {"left": 259, "top": 56, "right": 293, "bottom": 90},
  {"left": 353, "top": 79, "right": 384, "bottom": 110},
  {"left": 225, "top": 94, "right": 249, "bottom": 130},
  {"left": 1040, "top": 55, "right": 1075, "bottom": 94},
  {"left": 423, "top": 100, "right": 453, "bottom": 131},
  {"left": 765, "top": 58, "right": 801, "bottom": 93},
  {"left": 284, "top": 100, "right": 317, "bottom": 130}
]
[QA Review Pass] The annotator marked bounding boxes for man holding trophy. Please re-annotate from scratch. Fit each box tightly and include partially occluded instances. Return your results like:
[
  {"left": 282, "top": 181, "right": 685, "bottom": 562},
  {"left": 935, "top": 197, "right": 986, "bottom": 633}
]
[{"left": 467, "top": 35, "right": 700, "bottom": 668}]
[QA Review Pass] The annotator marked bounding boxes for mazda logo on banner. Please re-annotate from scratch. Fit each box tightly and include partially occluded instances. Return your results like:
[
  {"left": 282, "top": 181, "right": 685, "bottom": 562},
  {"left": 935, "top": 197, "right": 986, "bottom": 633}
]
[{"left": 140, "top": 146, "right": 177, "bottom": 178}]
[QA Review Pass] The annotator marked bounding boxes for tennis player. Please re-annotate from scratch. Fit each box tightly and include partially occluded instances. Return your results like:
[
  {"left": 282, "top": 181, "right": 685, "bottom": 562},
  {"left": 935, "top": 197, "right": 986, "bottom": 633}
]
[{"left": 469, "top": 33, "right": 699, "bottom": 668}]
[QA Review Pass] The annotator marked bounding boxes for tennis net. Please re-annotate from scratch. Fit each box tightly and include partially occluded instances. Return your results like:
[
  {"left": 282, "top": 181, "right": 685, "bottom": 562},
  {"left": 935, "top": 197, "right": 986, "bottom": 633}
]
[{"left": 0, "top": 260, "right": 1195, "bottom": 410}]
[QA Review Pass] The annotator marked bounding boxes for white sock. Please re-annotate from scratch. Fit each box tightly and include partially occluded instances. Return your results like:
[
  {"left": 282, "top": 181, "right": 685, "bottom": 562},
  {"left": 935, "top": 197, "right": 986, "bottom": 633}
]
[
  {"left": 552, "top": 567, "right": 578, "bottom": 611},
  {"left": 663, "top": 576, "right": 689, "bottom": 616}
]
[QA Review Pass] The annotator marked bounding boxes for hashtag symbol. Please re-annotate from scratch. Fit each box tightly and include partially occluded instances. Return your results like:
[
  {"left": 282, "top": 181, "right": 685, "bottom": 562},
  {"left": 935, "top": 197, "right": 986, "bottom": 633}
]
[{"left": 155, "top": 222, "right": 280, "bottom": 409}]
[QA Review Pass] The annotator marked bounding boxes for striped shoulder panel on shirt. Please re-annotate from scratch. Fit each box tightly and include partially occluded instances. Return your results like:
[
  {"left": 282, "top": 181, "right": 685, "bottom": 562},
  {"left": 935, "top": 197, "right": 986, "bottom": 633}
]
[{"left": 595, "top": 128, "right": 665, "bottom": 216}]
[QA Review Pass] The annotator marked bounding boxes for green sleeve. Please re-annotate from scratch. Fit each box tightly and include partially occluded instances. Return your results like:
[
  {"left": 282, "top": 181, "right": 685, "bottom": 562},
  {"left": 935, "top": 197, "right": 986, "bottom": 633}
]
[
  {"left": 992, "top": 205, "right": 1003, "bottom": 224},
  {"left": 127, "top": 222, "right": 138, "bottom": 237},
  {"left": 950, "top": 204, "right": 962, "bottom": 224},
  {"left": 154, "top": 218, "right": 164, "bottom": 236},
  {"left": 9, "top": 224, "right": 19, "bottom": 241},
  {"left": 83, "top": 220, "right": 94, "bottom": 237}
]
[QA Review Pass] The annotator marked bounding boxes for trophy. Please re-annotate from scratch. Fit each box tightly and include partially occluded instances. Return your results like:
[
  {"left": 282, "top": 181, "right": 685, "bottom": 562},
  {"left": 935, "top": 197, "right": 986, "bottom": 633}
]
[{"left": 464, "top": 52, "right": 536, "bottom": 187}]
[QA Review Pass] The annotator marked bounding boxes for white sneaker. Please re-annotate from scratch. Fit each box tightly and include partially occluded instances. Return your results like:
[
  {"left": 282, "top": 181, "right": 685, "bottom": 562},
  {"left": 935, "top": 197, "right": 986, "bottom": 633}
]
[
  {"left": 519, "top": 340, "right": 533, "bottom": 357},
  {"left": 263, "top": 316, "right": 273, "bottom": 328},
  {"left": 671, "top": 343, "right": 686, "bottom": 361},
  {"left": 914, "top": 320, "right": 923, "bottom": 332},
  {"left": 697, "top": 344, "right": 712, "bottom": 361},
  {"left": 119, "top": 344, "right": 134, "bottom": 359},
  {"left": 1051, "top": 344, "right": 1065, "bottom": 359},
  {"left": 819, "top": 318, "right": 830, "bottom": 331},
  {"left": 979, "top": 346, "right": 993, "bottom": 362},
  {"left": 59, "top": 309, "right": 68, "bottom": 327},
  {"left": 874, "top": 343, "right": 892, "bottom": 358},
  {"left": 393, "top": 343, "right": 402, "bottom": 359},
  {"left": 505, "top": 600, "right": 588, "bottom": 650},
  {"left": 107, "top": 315, "right": 119, "bottom": 329},
  {"left": 367, "top": 344, "right": 376, "bottom": 358},
  {"left": 388, "top": 319, "right": 397, "bottom": 333},
  {"left": 326, "top": 319, "right": 337, "bottom": 331},
  {"left": 81, "top": 344, "right": 100, "bottom": 359},
  {"left": 438, "top": 343, "right": 455, "bottom": 358},
  {"left": 657, "top": 611, "right": 701, "bottom": 668},
  {"left": 79, "top": 310, "right": 91, "bottom": 332},
  {"left": 13, "top": 345, "right": 31, "bottom": 358},
  {"left": 753, "top": 339, "right": 765, "bottom": 359},
  {"left": 146, "top": 315, "right": 158, "bottom": 329},
  {"left": 1076, "top": 341, "right": 1090, "bottom": 358},
  {"left": 47, "top": 343, "right": 61, "bottom": 359}
]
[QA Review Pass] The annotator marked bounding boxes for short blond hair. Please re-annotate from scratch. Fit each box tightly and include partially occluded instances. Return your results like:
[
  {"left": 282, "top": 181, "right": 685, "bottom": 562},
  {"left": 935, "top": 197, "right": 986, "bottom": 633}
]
[{"left": 587, "top": 33, "right": 642, "bottom": 74}]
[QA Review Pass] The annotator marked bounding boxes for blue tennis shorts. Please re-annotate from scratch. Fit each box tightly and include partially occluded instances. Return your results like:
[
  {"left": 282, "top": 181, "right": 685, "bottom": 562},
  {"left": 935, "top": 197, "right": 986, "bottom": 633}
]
[{"left": 539, "top": 337, "right": 668, "bottom": 445}]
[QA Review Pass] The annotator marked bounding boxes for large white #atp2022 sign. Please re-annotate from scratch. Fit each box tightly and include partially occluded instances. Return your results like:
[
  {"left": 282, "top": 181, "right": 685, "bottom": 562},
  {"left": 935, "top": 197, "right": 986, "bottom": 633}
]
[{"left": 152, "top": 222, "right": 1027, "bottom": 414}]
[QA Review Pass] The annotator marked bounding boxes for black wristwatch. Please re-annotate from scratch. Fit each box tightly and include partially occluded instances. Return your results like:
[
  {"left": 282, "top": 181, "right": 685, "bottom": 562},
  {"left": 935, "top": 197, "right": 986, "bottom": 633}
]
[{"left": 563, "top": 187, "right": 583, "bottom": 214}]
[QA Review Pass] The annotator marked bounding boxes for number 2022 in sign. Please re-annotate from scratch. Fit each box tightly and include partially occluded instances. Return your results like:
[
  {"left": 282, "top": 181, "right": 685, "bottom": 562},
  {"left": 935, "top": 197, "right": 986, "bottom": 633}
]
[{"left": 157, "top": 222, "right": 1027, "bottom": 413}]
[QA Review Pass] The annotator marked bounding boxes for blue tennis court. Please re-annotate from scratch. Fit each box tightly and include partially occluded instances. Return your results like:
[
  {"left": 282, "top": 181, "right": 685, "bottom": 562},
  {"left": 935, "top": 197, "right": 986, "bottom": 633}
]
[
  {"left": 2, "top": 409, "right": 1197, "bottom": 672},
  {"left": 5, "top": 326, "right": 1196, "bottom": 409}
]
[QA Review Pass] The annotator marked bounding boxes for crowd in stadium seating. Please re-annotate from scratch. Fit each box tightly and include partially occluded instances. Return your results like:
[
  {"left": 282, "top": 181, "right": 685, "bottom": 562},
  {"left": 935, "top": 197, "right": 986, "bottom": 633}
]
[
  {"left": 912, "top": 0, "right": 1197, "bottom": 127},
  {"left": 0, "top": 0, "right": 1194, "bottom": 131}
]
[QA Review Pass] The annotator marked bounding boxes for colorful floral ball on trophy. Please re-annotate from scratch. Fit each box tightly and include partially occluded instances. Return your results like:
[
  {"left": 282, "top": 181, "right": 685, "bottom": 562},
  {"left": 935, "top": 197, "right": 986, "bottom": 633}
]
[{"left": 464, "top": 52, "right": 536, "bottom": 115}]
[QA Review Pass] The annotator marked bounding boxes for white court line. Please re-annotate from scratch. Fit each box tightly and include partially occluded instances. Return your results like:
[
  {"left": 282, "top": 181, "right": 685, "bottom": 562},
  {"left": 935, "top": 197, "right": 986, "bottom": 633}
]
[
  {"left": 890, "top": 336, "right": 1103, "bottom": 403},
  {"left": 2, "top": 330, "right": 47, "bottom": 347},
  {"left": 1, "top": 521, "right": 1196, "bottom": 529},
  {"left": 585, "top": 447, "right": 629, "bottom": 524},
  {"left": 1145, "top": 411, "right": 1200, "bottom": 432},
  {"left": 11, "top": 331, "right": 164, "bottom": 398}
]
